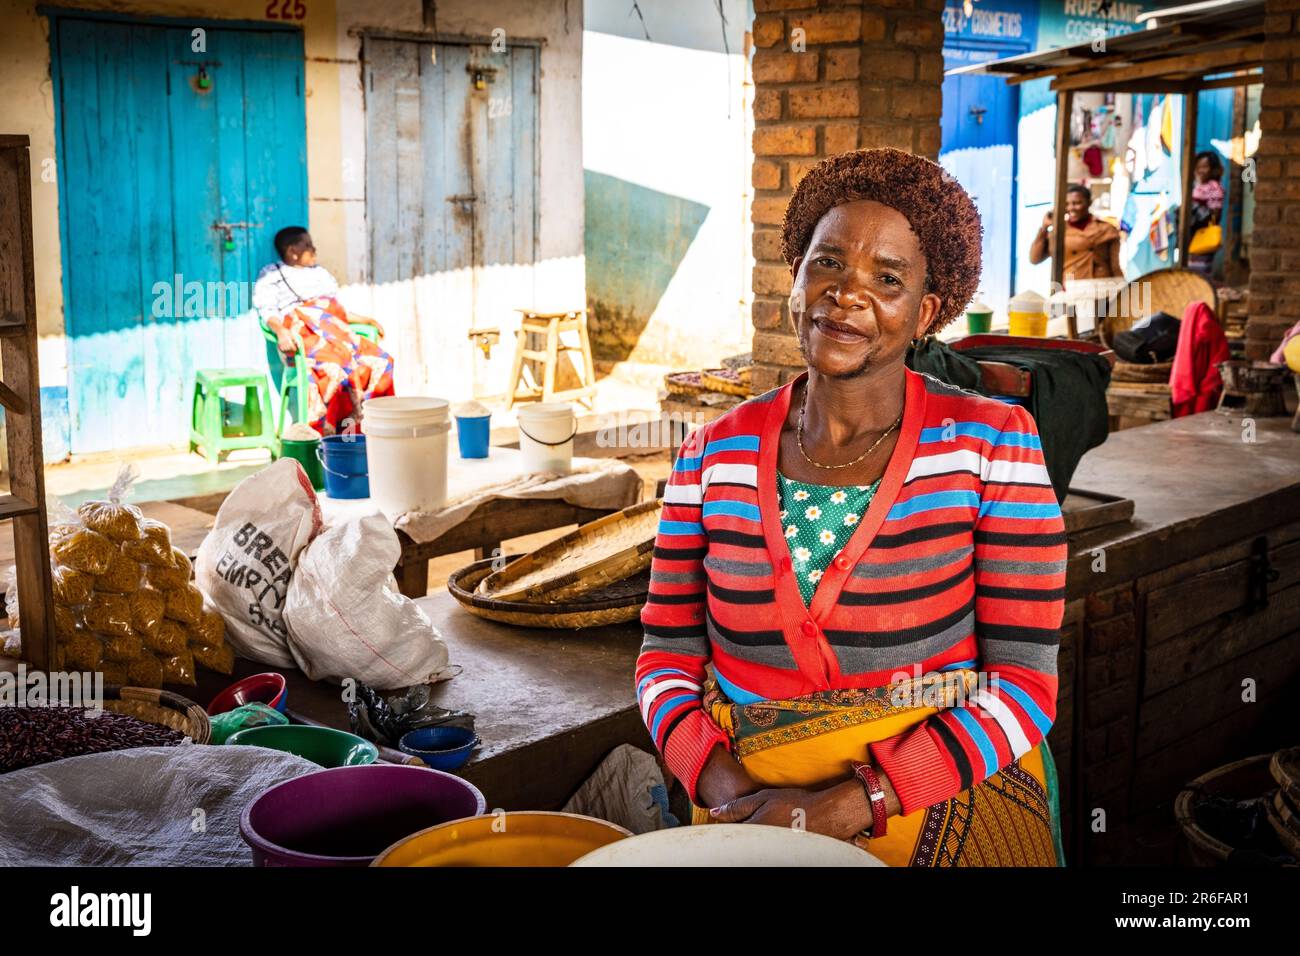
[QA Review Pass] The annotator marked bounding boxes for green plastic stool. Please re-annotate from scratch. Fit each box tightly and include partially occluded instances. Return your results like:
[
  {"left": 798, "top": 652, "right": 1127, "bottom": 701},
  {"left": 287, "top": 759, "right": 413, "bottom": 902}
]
[{"left": 189, "top": 368, "right": 278, "bottom": 462}]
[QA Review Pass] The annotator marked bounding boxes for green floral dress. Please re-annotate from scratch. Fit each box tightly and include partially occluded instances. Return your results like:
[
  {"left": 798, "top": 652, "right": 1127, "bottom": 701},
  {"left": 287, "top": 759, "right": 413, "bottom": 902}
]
[{"left": 777, "top": 471, "right": 882, "bottom": 605}]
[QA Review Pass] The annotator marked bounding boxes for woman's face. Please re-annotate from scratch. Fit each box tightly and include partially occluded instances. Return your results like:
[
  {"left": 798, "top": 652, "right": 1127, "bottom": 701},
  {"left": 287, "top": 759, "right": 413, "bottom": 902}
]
[
  {"left": 286, "top": 234, "right": 317, "bottom": 267},
  {"left": 790, "top": 199, "right": 940, "bottom": 380},
  {"left": 1065, "top": 191, "right": 1089, "bottom": 221},
  {"left": 1195, "top": 156, "right": 1213, "bottom": 182}
]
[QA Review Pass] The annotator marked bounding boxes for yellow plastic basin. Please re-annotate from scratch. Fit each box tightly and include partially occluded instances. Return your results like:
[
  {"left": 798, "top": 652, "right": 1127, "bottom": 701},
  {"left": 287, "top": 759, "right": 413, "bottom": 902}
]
[{"left": 372, "top": 811, "right": 631, "bottom": 867}]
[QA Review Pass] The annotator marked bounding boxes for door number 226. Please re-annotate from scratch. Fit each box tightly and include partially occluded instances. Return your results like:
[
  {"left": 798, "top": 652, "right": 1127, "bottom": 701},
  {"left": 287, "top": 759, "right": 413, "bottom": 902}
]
[{"left": 266, "top": 0, "right": 306, "bottom": 20}]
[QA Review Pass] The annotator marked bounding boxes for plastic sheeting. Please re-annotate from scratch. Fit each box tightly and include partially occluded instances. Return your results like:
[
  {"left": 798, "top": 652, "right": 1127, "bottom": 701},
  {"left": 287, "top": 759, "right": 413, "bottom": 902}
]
[{"left": 0, "top": 744, "right": 319, "bottom": 866}]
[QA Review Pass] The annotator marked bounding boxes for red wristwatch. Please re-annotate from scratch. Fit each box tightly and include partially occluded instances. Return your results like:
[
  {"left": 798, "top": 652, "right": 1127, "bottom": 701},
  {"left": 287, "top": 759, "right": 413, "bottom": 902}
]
[{"left": 851, "top": 761, "right": 888, "bottom": 839}]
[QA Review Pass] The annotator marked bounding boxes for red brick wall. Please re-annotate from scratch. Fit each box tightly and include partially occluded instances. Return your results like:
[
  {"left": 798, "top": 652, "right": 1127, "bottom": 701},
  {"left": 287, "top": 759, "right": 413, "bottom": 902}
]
[
  {"left": 750, "top": 0, "right": 946, "bottom": 393},
  {"left": 1246, "top": 0, "right": 1300, "bottom": 360}
]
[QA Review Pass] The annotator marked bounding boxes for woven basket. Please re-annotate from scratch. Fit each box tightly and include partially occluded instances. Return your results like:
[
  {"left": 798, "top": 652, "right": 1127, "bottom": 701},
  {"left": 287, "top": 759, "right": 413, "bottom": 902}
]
[
  {"left": 103, "top": 685, "right": 211, "bottom": 744},
  {"left": 700, "top": 368, "right": 752, "bottom": 397},
  {"left": 1100, "top": 268, "right": 1215, "bottom": 347},
  {"left": 1268, "top": 791, "right": 1300, "bottom": 860},
  {"left": 1271, "top": 747, "right": 1300, "bottom": 808},
  {"left": 450, "top": 556, "right": 648, "bottom": 629},
  {"left": 1110, "top": 360, "right": 1173, "bottom": 384},
  {"left": 1174, "top": 754, "right": 1284, "bottom": 866},
  {"left": 476, "top": 499, "right": 662, "bottom": 603}
]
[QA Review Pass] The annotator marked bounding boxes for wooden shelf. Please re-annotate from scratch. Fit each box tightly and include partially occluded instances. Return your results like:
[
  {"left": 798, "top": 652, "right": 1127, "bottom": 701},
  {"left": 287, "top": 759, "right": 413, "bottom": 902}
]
[{"left": 0, "top": 494, "right": 39, "bottom": 521}]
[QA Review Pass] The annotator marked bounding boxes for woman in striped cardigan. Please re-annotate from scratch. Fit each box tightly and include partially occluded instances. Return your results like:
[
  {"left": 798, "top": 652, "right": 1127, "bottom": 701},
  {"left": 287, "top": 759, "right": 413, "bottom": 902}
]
[{"left": 636, "top": 149, "right": 1068, "bottom": 866}]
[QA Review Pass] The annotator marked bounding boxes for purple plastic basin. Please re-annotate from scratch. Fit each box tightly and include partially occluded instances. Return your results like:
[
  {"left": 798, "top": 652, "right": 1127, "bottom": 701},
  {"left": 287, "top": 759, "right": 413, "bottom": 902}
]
[{"left": 241, "top": 764, "right": 486, "bottom": 867}]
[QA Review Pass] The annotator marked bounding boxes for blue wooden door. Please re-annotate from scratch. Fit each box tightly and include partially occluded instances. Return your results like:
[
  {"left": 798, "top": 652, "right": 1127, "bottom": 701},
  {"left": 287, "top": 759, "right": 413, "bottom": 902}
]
[
  {"left": 53, "top": 15, "right": 306, "bottom": 454},
  {"left": 364, "top": 39, "right": 538, "bottom": 400},
  {"left": 941, "top": 56, "right": 1020, "bottom": 315}
]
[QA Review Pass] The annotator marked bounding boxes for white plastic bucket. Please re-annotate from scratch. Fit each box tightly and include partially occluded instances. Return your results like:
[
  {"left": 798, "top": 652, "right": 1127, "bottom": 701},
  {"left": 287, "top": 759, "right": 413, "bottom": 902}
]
[
  {"left": 362, "top": 396, "right": 451, "bottom": 517},
  {"left": 517, "top": 402, "right": 576, "bottom": 475}
]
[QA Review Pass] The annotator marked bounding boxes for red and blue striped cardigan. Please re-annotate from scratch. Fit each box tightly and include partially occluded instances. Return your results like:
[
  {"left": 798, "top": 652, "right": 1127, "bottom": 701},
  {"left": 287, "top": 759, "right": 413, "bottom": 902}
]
[{"left": 635, "top": 367, "right": 1068, "bottom": 813}]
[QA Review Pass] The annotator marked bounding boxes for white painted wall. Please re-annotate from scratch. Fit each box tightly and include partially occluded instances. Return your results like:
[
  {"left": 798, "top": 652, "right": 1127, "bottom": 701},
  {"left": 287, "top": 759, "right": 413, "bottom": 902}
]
[{"left": 583, "top": 0, "right": 754, "bottom": 368}]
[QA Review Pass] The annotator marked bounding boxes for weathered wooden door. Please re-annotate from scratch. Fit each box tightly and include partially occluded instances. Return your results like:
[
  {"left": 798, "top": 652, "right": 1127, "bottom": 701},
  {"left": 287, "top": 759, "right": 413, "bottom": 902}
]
[
  {"left": 53, "top": 15, "right": 307, "bottom": 454},
  {"left": 364, "top": 38, "right": 538, "bottom": 400}
]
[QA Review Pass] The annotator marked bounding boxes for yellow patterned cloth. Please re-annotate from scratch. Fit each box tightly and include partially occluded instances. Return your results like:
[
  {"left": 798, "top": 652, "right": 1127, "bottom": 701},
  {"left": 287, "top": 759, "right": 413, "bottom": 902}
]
[{"left": 691, "top": 671, "right": 1064, "bottom": 867}]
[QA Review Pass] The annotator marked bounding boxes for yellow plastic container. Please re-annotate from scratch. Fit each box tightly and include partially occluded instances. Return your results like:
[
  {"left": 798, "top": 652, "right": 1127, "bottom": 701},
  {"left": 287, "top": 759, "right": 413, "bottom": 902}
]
[
  {"left": 1008, "top": 290, "right": 1049, "bottom": 338},
  {"left": 371, "top": 811, "right": 631, "bottom": 867}
]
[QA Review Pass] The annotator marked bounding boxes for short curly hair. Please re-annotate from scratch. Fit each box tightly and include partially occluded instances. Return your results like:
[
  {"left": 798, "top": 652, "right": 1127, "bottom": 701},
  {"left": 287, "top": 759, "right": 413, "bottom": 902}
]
[{"left": 780, "top": 148, "right": 983, "bottom": 331}]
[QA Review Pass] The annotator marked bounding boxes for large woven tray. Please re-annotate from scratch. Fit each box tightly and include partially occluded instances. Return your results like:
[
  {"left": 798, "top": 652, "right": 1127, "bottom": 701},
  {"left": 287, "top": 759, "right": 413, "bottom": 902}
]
[
  {"left": 476, "top": 499, "right": 662, "bottom": 603},
  {"left": 451, "top": 556, "right": 649, "bottom": 629}
]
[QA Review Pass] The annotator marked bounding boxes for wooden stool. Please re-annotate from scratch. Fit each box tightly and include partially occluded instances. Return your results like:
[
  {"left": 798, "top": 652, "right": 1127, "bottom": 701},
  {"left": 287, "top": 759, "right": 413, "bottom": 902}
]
[{"left": 505, "top": 309, "right": 597, "bottom": 410}]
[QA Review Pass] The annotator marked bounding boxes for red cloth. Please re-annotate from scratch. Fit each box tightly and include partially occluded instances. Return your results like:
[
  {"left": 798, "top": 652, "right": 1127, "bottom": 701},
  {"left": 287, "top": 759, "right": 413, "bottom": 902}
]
[{"left": 1170, "top": 301, "right": 1230, "bottom": 417}]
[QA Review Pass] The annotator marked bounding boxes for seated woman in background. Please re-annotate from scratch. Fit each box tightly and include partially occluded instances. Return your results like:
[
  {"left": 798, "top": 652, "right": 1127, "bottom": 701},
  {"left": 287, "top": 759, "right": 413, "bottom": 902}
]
[{"left": 253, "top": 226, "right": 394, "bottom": 436}]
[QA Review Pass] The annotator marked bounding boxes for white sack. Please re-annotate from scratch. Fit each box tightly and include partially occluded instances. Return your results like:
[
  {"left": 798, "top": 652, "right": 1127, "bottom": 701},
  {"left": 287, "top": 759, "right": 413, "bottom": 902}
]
[
  {"left": 282, "top": 512, "right": 452, "bottom": 689},
  {"left": 195, "top": 458, "right": 323, "bottom": 667}
]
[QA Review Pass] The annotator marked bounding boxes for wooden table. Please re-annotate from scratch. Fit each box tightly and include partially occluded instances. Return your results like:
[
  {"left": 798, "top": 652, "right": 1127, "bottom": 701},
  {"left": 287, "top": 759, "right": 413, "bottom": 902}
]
[
  {"left": 389, "top": 497, "right": 613, "bottom": 598},
  {"left": 192, "top": 590, "right": 648, "bottom": 811}
]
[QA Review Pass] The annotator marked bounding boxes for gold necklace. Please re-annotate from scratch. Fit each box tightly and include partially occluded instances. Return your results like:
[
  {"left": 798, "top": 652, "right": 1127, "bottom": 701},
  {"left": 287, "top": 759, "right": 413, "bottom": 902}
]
[{"left": 796, "top": 387, "right": 902, "bottom": 471}]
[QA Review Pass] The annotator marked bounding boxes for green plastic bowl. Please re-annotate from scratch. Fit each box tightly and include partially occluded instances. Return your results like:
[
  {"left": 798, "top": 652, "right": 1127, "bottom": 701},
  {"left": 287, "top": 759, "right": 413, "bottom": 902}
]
[{"left": 226, "top": 724, "right": 379, "bottom": 768}]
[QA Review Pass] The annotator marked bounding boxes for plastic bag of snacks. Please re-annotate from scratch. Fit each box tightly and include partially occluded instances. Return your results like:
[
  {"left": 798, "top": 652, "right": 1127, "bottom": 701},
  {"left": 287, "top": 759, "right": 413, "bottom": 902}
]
[{"left": 42, "top": 466, "right": 237, "bottom": 687}]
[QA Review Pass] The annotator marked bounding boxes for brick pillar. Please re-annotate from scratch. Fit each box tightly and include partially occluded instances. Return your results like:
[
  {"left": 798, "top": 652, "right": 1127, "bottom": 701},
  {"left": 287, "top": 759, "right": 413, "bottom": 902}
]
[
  {"left": 1246, "top": 0, "right": 1300, "bottom": 360},
  {"left": 750, "top": 0, "right": 946, "bottom": 393}
]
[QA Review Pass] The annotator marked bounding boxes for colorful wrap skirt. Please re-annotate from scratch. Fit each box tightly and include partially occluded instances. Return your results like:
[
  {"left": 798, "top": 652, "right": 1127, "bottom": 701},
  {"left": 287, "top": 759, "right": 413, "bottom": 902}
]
[
  {"left": 691, "top": 670, "right": 1065, "bottom": 867},
  {"left": 270, "top": 295, "right": 395, "bottom": 436}
]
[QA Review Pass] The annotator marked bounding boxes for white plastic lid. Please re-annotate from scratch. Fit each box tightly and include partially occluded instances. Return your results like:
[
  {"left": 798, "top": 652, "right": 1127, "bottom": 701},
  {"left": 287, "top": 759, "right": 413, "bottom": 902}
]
[
  {"left": 1009, "top": 290, "right": 1047, "bottom": 312},
  {"left": 966, "top": 301, "right": 993, "bottom": 315},
  {"left": 517, "top": 402, "right": 575, "bottom": 421},
  {"left": 363, "top": 396, "right": 449, "bottom": 424}
]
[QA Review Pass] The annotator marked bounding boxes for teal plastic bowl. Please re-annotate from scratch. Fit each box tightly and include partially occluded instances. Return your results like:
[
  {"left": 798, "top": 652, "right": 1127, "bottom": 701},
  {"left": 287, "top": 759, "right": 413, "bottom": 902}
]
[{"left": 226, "top": 724, "right": 378, "bottom": 768}]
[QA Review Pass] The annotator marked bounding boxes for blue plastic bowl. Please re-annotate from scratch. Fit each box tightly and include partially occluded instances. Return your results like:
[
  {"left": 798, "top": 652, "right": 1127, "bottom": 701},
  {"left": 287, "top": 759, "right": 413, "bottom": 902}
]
[{"left": 399, "top": 726, "right": 480, "bottom": 771}]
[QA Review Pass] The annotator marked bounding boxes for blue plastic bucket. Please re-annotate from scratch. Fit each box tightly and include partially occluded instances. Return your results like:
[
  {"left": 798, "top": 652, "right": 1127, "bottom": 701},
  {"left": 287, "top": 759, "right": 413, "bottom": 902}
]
[
  {"left": 317, "top": 434, "right": 370, "bottom": 499},
  {"left": 455, "top": 415, "right": 491, "bottom": 459}
]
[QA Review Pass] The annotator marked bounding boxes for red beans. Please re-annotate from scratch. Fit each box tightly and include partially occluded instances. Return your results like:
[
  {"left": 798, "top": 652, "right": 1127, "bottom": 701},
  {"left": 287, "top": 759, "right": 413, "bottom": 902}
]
[{"left": 0, "top": 706, "right": 184, "bottom": 773}]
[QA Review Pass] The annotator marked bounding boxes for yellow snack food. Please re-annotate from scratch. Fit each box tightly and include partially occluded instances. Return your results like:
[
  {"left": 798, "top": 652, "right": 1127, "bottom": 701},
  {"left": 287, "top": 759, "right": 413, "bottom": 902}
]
[
  {"left": 51, "top": 529, "right": 116, "bottom": 576},
  {"left": 159, "top": 648, "right": 196, "bottom": 687},
  {"left": 54, "top": 604, "right": 78, "bottom": 640},
  {"left": 129, "top": 588, "right": 165, "bottom": 640},
  {"left": 62, "top": 630, "right": 104, "bottom": 670},
  {"left": 78, "top": 499, "right": 144, "bottom": 543},
  {"left": 164, "top": 583, "right": 203, "bottom": 626},
  {"left": 82, "top": 592, "right": 133, "bottom": 639},
  {"left": 52, "top": 565, "right": 95, "bottom": 607},
  {"left": 191, "top": 607, "right": 226, "bottom": 648},
  {"left": 101, "top": 631, "right": 145, "bottom": 663},
  {"left": 190, "top": 641, "right": 234, "bottom": 675},
  {"left": 144, "top": 619, "right": 187, "bottom": 657},
  {"left": 146, "top": 548, "right": 193, "bottom": 590},
  {"left": 126, "top": 653, "right": 164, "bottom": 689},
  {"left": 98, "top": 661, "right": 130, "bottom": 685},
  {"left": 94, "top": 549, "right": 142, "bottom": 594},
  {"left": 48, "top": 523, "right": 79, "bottom": 544}
]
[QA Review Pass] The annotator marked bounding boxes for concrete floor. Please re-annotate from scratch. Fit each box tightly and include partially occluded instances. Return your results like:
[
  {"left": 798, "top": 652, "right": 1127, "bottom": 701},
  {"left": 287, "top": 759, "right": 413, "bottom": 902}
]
[{"left": 37, "top": 359, "right": 669, "bottom": 509}]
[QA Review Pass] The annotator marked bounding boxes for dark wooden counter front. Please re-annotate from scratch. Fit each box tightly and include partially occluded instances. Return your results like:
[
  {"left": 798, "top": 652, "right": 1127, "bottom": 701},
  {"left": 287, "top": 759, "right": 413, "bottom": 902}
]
[{"left": 1049, "top": 411, "right": 1300, "bottom": 864}]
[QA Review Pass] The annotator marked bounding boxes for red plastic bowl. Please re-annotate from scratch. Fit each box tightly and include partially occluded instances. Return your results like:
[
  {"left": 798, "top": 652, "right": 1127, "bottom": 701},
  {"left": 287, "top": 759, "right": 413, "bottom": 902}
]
[{"left": 208, "top": 672, "right": 288, "bottom": 716}]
